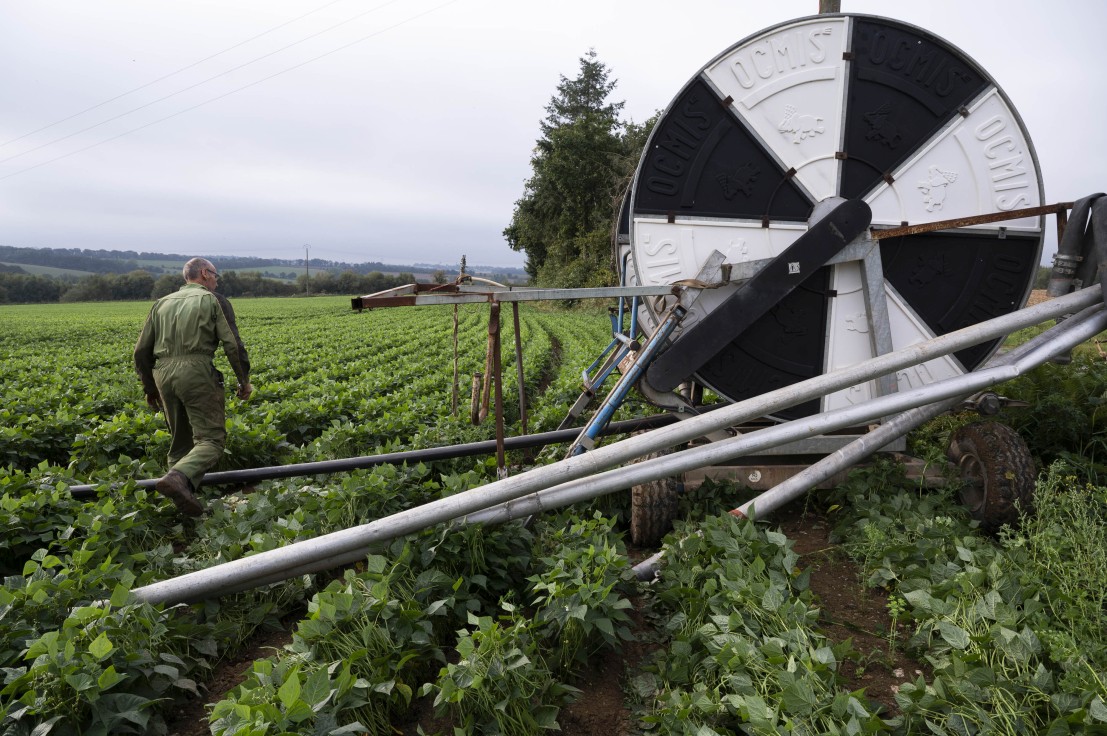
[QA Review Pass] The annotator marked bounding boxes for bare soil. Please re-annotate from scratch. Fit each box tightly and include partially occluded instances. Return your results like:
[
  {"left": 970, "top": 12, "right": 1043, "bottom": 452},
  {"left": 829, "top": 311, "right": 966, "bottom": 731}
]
[
  {"left": 776, "top": 503, "right": 927, "bottom": 715},
  {"left": 165, "top": 498, "right": 925, "bottom": 735}
]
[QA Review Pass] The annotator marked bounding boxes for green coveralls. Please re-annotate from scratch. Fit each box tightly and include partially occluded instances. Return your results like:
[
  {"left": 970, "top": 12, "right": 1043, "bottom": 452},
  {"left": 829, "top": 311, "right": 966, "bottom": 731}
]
[{"left": 134, "top": 283, "right": 250, "bottom": 490}]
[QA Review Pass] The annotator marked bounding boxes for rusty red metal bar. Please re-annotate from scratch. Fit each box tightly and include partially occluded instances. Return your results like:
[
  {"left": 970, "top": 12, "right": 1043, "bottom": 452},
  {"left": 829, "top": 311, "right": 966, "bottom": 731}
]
[
  {"left": 351, "top": 282, "right": 461, "bottom": 310},
  {"left": 870, "top": 201, "right": 1073, "bottom": 240}
]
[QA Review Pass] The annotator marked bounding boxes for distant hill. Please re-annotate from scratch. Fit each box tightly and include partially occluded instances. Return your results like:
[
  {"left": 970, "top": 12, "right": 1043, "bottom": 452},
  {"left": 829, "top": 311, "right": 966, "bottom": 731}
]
[{"left": 0, "top": 245, "right": 526, "bottom": 282}]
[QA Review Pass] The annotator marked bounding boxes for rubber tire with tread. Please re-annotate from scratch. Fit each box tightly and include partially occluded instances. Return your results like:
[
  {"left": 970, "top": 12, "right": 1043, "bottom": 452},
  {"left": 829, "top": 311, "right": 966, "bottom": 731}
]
[
  {"left": 946, "top": 422, "right": 1035, "bottom": 532},
  {"left": 629, "top": 449, "right": 683, "bottom": 547}
]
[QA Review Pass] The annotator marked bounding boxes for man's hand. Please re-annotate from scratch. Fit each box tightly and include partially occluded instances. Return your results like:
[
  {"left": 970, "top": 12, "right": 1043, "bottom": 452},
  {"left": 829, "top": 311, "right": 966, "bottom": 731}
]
[
  {"left": 237, "top": 383, "right": 253, "bottom": 401},
  {"left": 145, "top": 393, "right": 161, "bottom": 409}
]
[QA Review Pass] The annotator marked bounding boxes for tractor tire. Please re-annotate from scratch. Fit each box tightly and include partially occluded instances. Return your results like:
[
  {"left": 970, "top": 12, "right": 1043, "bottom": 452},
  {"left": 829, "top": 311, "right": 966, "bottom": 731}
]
[
  {"left": 946, "top": 422, "right": 1035, "bottom": 532},
  {"left": 629, "top": 450, "right": 683, "bottom": 547}
]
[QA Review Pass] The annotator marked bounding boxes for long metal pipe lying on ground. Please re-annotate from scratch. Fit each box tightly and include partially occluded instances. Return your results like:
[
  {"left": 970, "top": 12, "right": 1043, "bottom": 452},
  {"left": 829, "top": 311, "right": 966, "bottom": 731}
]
[
  {"left": 469, "top": 303, "right": 1107, "bottom": 532},
  {"left": 629, "top": 302, "right": 1107, "bottom": 578},
  {"left": 130, "top": 287, "right": 1101, "bottom": 605},
  {"left": 727, "top": 305, "right": 1100, "bottom": 519},
  {"left": 179, "top": 300, "right": 1107, "bottom": 593}
]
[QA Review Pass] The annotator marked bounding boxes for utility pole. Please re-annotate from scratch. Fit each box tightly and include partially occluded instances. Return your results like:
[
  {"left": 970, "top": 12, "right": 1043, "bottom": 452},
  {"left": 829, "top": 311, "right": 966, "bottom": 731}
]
[{"left": 304, "top": 244, "right": 310, "bottom": 295}]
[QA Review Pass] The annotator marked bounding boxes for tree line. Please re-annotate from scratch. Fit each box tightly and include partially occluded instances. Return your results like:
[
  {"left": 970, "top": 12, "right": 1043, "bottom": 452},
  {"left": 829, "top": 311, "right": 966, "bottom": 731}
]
[
  {"left": 0, "top": 269, "right": 417, "bottom": 305},
  {"left": 0, "top": 246, "right": 146, "bottom": 275},
  {"left": 0, "top": 244, "right": 524, "bottom": 281}
]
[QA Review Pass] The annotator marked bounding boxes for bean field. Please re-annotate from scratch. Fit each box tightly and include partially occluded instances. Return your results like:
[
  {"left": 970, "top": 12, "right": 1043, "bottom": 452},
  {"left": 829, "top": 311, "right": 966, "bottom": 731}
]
[{"left": 2, "top": 296, "right": 1107, "bottom": 735}]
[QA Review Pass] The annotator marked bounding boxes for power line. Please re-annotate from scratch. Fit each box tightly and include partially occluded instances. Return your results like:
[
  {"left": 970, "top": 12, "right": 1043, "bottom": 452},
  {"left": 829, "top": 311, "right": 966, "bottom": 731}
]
[
  {"left": 0, "top": 0, "right": 409, "bottom": 168},
  {"left": 0, "top": 0, "right": 350, "bottom": 151}
]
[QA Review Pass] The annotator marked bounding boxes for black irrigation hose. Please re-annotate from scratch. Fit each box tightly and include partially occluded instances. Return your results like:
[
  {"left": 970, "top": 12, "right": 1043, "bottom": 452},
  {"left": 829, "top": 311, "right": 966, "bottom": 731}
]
[{"left": 67, "top": 413, "right": 685, "bottom": 499}]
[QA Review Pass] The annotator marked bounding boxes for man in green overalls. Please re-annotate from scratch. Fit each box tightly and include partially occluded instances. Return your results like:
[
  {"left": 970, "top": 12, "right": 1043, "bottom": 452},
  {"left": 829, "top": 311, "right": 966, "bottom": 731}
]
[{"left": 134, "top": 258, "right": 253, "bottom": 516}]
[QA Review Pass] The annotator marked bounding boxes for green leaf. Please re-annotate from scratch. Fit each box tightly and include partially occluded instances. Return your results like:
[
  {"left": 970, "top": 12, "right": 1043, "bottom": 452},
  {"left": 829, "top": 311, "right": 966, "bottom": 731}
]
[
  {"left": 329, "top": 724, "right": 371, "bottom": 735},
  {"left": 506, "top": 653, "right": 531, "bottom": 670},
  {"left": 109, "top": 583, "right": 132, "bottom": 608},
  {"left": 1090, "top": 695, "right": 1107, "bottom": 722},
  {"left": 97, "top": 665, "right": 126, "bottom": 691},
  {"left": 937, "top": 621, "right": 970, "bottom": 649},
  {"left": 903, "top": 589, "right": 940, "bottom": 614},
  {"left": 764, "top": 530, "right": 787, "bottom": 546},
  {"left": 813, "top": 646, "right": 837, "bottom": 665},
  {"left": 761, "top": 583, "right": 785, "bottom": 611},
  {"left": 534, "top": 705, "right": 559, "bottom": 728},
  {"left": 64, "top": 672, "right": 97, "bottom": 692},
  {"left": 285, "top": 699, "right": 313, "bottom": 724},
  {"left": 302, "top": 666, "right": 333, "bottom": 710},
  {"left": 152, "top": 664, "right": 179, "bottom": 679},
  {"left": 277, "top": 667, "right": 302, "bottom": 709},
  {"left": 69, "top": 606, "right": 105, "bottom": 624},
  {"left": 29, "top": 715, "right": 63, "bottom": 736},
  {"left": 97, "top": 693, "right": 154, "bottom": 728},
  {"left": 363, "top": 555, "right": 387, "bottom": 574},
  {"left": 89, "top": 633, "right": 114, "bottom": 660},
  {"left": 174, "top": 678, "right": 200, "bottom": 696},
  {"left": 26, "top": 631, "right": 59, "bottom": 660}
]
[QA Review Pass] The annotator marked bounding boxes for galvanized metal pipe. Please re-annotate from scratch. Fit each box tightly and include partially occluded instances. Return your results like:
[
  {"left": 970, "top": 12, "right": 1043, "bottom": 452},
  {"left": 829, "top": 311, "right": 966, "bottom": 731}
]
[
  {"left": 469, "top": 303, "right": 1107, "bottom": 529},
  {"left": 263, "top": 302, "right": 1107, "bottom": 592},
  {"left": 727, "top": 304, "right": 1103, "bottom": 520},
  {"left": 629, "top": 303, "right": 1107, "bottom": 579},
  {"left": 130, "top": 288, "right": 1099, "bottom": 604}
]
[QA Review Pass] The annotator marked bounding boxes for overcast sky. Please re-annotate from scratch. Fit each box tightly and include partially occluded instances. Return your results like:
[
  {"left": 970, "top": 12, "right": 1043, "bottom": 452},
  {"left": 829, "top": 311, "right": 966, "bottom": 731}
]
[{"left": 1, "top": 0, "right": 1103, "bottom": 269}]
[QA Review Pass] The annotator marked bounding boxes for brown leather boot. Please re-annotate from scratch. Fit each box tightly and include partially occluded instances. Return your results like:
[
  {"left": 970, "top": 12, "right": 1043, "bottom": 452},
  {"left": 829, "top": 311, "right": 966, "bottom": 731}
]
[{"left": 155, "top": 470, "right": 204, "bottom": 517}]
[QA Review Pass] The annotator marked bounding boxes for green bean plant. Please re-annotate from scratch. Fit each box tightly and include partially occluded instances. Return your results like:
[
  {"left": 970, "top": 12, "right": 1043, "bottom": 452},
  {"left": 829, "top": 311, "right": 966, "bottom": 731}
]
[
  {"left": 635, "top": 513, "right": 884, "bottom": 735},
  {"left": 528, "top": 512, "right": 635, "bottom": 672},
  {"left": 210, "top": 554, "right": 448, "bottom": 735},
  {"left": 830, "top": 459, "right": 1107, "bottom": 734},
  {"left": 421, "top": 604, "right": 576, "bottom": 736}
]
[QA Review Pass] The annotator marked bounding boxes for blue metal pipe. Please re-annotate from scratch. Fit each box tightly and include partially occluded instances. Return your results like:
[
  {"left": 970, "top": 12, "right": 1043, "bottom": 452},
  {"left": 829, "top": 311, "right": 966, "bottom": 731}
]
[{"left": 568, "top": 305, "right": 686, "bottom": 456}]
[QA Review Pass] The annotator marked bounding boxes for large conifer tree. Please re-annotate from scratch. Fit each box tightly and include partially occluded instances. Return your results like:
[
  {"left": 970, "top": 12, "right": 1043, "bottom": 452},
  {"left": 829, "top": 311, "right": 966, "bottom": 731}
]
[{"left": 504, "top": 50, "right": 648, "bottom": 287}]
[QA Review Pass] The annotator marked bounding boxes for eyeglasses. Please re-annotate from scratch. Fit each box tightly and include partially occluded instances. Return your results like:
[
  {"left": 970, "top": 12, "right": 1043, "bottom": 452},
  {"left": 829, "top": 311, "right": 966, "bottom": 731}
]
[{"left": 206, "top": 268, "right": 219, "bottom": 279}]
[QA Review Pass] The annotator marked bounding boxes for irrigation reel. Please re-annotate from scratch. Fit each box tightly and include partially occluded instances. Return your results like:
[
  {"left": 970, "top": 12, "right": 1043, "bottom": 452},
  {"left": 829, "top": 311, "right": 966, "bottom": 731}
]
[
  {"left": 562, "top": 12, "right": 1074, "bottom": 544},
  {"left": 343, "top": 14, "right": 1096, "bottom": 550},
  {"left": 108, "top": 12, "right": 1107, "bottom": 605}
]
